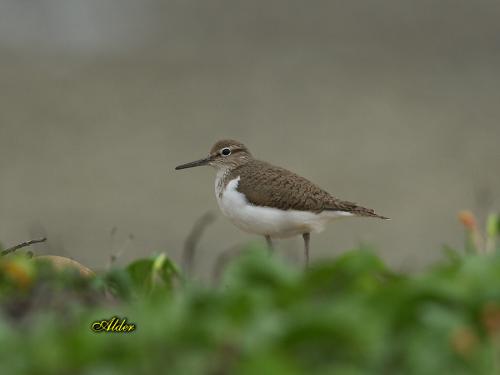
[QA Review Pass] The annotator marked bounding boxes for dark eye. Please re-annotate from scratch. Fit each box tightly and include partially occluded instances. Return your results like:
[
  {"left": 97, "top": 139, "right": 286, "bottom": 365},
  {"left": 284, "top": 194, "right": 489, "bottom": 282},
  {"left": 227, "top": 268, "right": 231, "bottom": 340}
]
[{"left": 221, "top": 148, "right": 231, "bottom": 156}]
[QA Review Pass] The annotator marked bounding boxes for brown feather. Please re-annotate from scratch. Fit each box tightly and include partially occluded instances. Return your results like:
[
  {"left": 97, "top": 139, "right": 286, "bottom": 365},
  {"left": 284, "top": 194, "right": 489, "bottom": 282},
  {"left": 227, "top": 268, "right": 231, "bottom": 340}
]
[{"left": 226, "top": 160, "right": 388, "bottom": 219}]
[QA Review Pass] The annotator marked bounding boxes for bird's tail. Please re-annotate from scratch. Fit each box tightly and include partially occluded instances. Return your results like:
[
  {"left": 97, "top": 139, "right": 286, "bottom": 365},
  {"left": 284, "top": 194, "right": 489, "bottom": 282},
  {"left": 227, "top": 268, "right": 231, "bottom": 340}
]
[
  {"left": 324, "top": 200, "right": 390, "bottom": 220},
  {"left": 352, "top": 206, "right": 390, "bottom": 220}
]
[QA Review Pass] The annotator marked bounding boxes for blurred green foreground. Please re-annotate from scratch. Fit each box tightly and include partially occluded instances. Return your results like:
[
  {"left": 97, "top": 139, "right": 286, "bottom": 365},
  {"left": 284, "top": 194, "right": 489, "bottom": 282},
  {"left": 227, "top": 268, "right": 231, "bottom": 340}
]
[{"left": 1, "top": 240, "right": 500, "bottom": 374}]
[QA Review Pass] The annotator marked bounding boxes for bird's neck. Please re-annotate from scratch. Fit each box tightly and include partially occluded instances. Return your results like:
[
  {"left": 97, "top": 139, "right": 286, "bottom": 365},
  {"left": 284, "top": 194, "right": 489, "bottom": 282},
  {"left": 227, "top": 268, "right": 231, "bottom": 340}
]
[
  {"left": 214, "top": 160, "right": 249, "bottom": 198},
  {"left": 215, "top": 166, "right": 232, "bottom": 199}
]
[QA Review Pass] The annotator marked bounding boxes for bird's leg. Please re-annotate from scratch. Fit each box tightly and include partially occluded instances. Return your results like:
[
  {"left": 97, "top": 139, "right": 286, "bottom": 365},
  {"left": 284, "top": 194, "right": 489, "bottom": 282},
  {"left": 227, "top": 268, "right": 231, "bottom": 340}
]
[
  {"left": 265, "top": 235, "right": 274, "bottom": 255},
  {"left": 302, "top": 233, "right": 310, "bottom": 268}
]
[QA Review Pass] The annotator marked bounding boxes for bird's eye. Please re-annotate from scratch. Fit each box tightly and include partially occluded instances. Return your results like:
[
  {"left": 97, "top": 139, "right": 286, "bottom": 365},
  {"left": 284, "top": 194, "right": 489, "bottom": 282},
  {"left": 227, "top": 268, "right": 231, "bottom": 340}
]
[{"left": 221, "top": 148, "right": 231, "bottom": 156}]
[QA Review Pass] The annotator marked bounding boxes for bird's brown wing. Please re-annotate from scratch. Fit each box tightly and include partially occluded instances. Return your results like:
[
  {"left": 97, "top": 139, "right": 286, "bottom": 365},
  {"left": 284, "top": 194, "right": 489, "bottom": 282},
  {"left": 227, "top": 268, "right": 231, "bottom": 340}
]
[
  {"left": 230, "top": 160, "right": 388, "bottom": 218},
  {"left": 228, "top": 161, "right": 342, "bottom": 212}
]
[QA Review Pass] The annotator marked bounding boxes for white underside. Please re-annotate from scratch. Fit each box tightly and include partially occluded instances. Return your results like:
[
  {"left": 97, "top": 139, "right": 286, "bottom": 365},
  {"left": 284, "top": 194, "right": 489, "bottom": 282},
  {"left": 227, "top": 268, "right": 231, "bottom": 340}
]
[{"left": 215, "top": 175, "right": 353, "bottom": 239}]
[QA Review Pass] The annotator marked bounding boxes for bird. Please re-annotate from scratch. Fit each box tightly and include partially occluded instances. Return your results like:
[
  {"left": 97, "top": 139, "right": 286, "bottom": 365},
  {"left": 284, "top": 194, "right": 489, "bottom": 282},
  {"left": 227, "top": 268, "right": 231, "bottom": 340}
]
[{"left": 175, "top": 139, "right": 388, "bottom": 266}]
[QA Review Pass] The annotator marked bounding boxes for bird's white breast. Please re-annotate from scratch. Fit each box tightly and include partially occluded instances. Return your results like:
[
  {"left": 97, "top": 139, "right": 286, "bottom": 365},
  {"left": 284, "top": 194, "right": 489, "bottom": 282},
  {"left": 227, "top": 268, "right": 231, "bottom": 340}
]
[{"left": 214, "top": 174, "right": 352, "bottom": 239}]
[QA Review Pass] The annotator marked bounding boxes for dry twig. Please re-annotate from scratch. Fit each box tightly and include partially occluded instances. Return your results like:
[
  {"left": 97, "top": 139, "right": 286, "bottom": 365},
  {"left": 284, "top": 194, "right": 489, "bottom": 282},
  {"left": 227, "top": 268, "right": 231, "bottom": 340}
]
[
  {"left": 107, "top": 228, "right": 134, "bottom": 269},
  {"left": 182, "top": 211, "right": 217, "bottom": 276},
  {"left": 1, "top": 237, "right": 47, "bottom": 256}
]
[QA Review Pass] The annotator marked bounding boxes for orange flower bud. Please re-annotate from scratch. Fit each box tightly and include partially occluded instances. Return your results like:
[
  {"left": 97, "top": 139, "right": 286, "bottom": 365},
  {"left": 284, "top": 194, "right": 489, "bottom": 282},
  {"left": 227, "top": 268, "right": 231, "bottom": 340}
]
[
  {"left": 482, "top": 302, "right": 500, "bottom": 336},
  {"left": 1, "top": 261, "right": 33, "bottom": 289},
  {"left": 450, "top": 326, "right": 478, "bottom": 357},
  {"left": 459, "top": 210, "right": 477, "bottom": 231}
]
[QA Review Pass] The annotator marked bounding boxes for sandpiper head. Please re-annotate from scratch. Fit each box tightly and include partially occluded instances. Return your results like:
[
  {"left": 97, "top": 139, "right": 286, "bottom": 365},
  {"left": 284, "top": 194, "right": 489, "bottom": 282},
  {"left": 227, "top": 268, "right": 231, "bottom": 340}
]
[{"left": 175, "top": 139, "right": 252, "bottom": 171}]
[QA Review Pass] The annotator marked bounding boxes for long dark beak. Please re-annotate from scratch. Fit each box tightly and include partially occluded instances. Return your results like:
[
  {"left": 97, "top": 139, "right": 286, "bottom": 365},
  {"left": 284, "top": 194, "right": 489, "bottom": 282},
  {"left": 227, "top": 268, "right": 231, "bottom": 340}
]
[{"left": 175, "top": 156, "right": 211, "bottom": 170}]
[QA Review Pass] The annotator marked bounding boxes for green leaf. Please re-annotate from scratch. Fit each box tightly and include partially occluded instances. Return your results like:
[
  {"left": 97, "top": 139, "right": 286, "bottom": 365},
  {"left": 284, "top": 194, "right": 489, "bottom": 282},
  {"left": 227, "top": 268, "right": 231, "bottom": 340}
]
[
  {"left": 487, "top": 213, "right": 500, "bottom": 239},
  {"left": 125, "top": 253, "right": 181, "bottom": 297}
]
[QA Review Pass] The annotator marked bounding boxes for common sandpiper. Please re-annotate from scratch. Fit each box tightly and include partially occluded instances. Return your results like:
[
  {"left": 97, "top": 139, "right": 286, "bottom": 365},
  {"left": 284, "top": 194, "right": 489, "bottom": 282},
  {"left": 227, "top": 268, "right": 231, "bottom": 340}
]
[{"left": 175, "top": 139, "right": 388, "bottom": 266}]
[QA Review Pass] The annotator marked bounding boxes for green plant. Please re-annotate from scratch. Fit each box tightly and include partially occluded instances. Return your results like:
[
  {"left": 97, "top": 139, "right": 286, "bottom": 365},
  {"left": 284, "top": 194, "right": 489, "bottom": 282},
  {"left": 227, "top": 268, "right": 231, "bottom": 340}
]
[
  {"left": 459, "top": 211, "right": 500, "bottom": 254},
  {"left": 1, "top": 244, "right": 500, "bottom": 374}
]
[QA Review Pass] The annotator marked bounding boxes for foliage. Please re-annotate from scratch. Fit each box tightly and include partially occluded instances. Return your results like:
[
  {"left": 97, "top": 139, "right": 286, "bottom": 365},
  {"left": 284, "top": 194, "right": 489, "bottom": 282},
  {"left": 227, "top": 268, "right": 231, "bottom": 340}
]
[
  {"left": 459, "top": 211, "right": 500, "bottom": 254},
  {"left": 1, "top": 241, "right": 500, "bottom": 375}
]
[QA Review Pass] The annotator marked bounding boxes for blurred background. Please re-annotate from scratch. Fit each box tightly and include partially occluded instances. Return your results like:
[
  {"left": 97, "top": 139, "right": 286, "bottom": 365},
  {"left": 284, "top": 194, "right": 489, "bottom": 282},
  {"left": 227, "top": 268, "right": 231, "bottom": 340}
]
[{"left": 1, "top": 0, "right": 499, "bottom": 276}]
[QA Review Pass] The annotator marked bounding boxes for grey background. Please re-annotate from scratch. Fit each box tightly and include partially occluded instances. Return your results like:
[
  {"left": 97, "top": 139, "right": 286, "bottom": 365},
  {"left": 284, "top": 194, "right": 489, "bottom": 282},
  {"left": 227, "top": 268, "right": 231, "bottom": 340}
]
[{"left": 1, "top": 1, "right": 499, "bottom": 275}]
